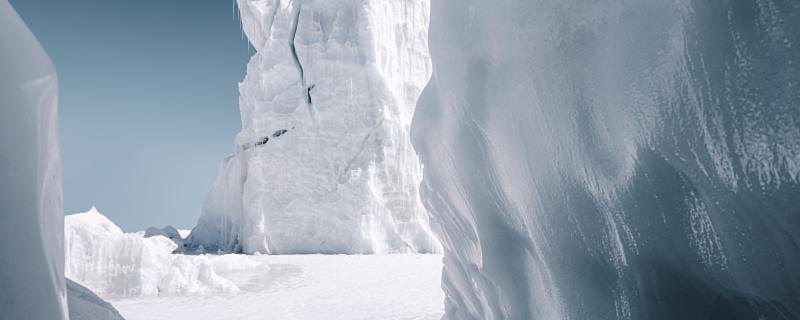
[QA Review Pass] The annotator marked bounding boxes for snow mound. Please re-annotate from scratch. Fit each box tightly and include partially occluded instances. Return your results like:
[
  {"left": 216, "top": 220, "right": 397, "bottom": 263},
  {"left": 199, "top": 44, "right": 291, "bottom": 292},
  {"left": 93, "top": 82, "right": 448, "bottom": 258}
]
[
  {"left": 185, "top": 0, "right": 440, "bottom": 255},
  {"left": 67, "top": 278, "right": 125, "bottom": 320},
  {"left": 65, "top": 208, "right": 240, "bottom": 297}
]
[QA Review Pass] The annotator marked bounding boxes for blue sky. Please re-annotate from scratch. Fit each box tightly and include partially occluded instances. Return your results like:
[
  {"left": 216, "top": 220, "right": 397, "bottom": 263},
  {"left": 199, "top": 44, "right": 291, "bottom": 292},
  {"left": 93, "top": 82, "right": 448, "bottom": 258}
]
[{"left": 11, "top": 0, "right": 252, "bottom": 231}]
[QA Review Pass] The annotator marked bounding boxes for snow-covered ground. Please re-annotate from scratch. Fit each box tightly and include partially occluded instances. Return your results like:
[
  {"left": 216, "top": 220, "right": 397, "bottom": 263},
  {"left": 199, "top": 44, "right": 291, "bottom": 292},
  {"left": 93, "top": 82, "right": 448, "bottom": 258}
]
[
  {"left": 66, "top": 208, "right": 443, "bottom": 320},
  {"left": 109, "top": 254, "right": 444, "bottom": 320}
]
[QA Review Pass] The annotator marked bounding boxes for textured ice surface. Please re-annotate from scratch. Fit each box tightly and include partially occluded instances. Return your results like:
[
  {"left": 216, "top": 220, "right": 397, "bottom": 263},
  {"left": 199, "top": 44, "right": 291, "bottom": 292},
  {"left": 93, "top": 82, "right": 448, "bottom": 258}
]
[
  {"left": 413, "top": 1, "right": 800, "bottom": 319},
  {"left": 110, "top": 254, "right": 444, "bottom": 320},
  {"left": 186, "top": 0, "right": 439, "bottom": 254},
  {"left": 67, "top": 278, "right": 126, "bottom": 320},
  {"left": 65, "top": 208, "right": 240, "bottom": 297},
  {"left": 0, "top": 1, "right": 66, "bottom": 319}
]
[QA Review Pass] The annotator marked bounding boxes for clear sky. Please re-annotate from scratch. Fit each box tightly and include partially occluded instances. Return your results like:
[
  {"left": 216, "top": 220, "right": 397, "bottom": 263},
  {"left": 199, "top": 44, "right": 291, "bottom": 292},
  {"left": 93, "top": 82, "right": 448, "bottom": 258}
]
[{"left": 11, "top": 0, "right": 252, "bottom": 231}]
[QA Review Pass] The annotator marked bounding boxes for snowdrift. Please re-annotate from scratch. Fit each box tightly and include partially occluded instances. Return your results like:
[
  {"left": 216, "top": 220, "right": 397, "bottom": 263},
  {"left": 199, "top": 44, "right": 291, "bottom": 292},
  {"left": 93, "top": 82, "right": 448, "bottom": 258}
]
[{"left": 67, "top": 278, "right": 126, "bottom": 320}]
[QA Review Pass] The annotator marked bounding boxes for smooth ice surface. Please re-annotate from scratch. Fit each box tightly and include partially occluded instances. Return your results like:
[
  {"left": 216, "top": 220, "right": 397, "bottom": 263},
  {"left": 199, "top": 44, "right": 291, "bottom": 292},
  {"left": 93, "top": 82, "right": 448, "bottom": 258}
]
[
  {"left": 0, "top": 1, "right": 66, "bottom": 319},
  {"left": 67, "top": 278, "right": 126, "bottom": 320},
  {"left": 66, "top": 208, "right": 239, "bottom": 297},
  {"left": 414, "top": 1, "right": 800, "bottom": 319},
  {"left": 186, "top": 0, "right": 439, "bottom": 254},
  {"left": 109, "top": 254, "right": 444, "bottom": 320}
]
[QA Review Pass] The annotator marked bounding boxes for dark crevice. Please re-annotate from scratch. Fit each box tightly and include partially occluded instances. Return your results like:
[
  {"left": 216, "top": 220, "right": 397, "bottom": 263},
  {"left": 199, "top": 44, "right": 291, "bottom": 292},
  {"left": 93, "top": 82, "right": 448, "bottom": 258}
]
[
  {"left": 272, "top": 129, "right": 288, "bottom": 138},
  {"left": 306, "top": 84, "right": 315, "bottom": 104},
  {"left": 288, "top": 0, "right": 316, "bottom": 119},
  {"left": 288, "top": 0, "right": 304, "bottom": 82},
  {"left": 254, "top": 128, "right": 291, "bottom": 147}
]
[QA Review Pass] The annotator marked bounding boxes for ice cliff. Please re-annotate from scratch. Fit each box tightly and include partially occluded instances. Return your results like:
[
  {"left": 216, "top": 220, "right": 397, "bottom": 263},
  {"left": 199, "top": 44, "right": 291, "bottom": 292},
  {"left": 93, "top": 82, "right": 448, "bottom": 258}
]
[
  {"left": 0, "top": 1, "right": 66, "bottom": 319},
  {"left": 186, "top": 0, "right": 439, "bottom": 254},
  {"left": 413, "top": 0, "right": 800, "bottom": 319}
]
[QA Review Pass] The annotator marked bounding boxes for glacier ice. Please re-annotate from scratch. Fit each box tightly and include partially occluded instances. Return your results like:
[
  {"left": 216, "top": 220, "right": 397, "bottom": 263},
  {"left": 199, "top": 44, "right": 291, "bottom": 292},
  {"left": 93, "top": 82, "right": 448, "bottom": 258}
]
[
  {"left": 0, "top": 1, "right": 67, "bottom": 319},
  {"left": 186, "top": 0, "right": 439, "bottom": 254},
  {"left": 66, "top": 208, "right": 240, "bottom": 297},
  {"left": 413, "top": 0, "right": 800, "bottom": 319}
]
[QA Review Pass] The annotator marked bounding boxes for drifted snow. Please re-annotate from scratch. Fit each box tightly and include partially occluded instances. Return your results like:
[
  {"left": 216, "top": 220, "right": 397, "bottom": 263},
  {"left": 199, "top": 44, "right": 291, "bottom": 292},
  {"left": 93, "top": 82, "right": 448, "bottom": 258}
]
[
  {"left": 185, "top": 0, "right": 439, "bottom": 255},
  {"left": 67, "top": 278, "right": 125, "bottom": 320},
  {"left": 0, "top": 1, "right": 66, "bottom": 319},
  {"left": 65, "top": 208, "right": 241, "bottom": 297}
]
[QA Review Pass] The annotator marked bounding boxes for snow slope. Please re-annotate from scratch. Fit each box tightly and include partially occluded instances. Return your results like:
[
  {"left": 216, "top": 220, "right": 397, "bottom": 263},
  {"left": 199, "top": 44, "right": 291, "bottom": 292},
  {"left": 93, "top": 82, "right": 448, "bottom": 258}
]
[
  {"left": 67, "top": 278, "right": 126, "bottom": 320},
  {"left": 66, "top": 208, "right": 239, "bottom": 297},
  {"left": 0, "top": 1, "right": 66, "bottom": 319},
  {"left": 186, "top": 0, "right": 439, "bottom": 255},
  {"left": 414, "top": 1, "right": 800, "bottom": 319},
  {"left": 110, "top": 254, "right": 444, "bottom": 320}
]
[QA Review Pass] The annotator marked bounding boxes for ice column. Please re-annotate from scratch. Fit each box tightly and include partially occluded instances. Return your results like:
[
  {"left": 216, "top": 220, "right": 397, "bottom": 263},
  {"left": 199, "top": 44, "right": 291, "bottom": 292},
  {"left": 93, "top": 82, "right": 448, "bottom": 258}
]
[{"left": 187, "top": 0, "right": 439, "bottom": 254}]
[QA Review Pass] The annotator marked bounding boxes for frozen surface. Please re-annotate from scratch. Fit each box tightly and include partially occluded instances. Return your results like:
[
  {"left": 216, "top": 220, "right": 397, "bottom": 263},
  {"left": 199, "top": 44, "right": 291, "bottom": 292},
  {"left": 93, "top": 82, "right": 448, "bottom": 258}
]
[
  {"left": 0, "top": 1, "right": 66, "bottom": 319},
  {"left": 110, "top": 254, "right": 444, "bottom": 320},
  {"left": 414, "top": 1, "right": 800, "bottom": 319},
  {"left": 67, "top": 278, "right": 126, "bottom": 320},
  {"left": 65, "top": 208, "right": 239, "bottom": 297},
  {"left": 186, "top": 0, "right": 439, "bottom": 254}
]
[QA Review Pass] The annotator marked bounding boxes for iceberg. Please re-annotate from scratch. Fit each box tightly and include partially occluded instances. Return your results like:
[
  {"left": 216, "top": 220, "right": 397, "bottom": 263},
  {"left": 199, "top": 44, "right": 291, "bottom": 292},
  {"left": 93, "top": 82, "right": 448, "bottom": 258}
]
[
  {"left": 414, "top": 0, "right": 800, "bottom": 319},
  {"left": 0, "top": 1, "right": 66, "bottom": 319},
  {"left": 186, "top": 0, "right": 439, "bottom": 254},
  {"left": 65, "top": 208, "right": 240, "bottom": 297}
]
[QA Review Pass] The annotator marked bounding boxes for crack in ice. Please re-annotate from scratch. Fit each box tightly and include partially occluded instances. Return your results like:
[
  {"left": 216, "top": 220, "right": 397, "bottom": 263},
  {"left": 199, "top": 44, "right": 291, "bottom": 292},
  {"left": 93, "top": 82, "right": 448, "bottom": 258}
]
[{"left": 288, "top": 0, "right": 316, "bottom": 120}]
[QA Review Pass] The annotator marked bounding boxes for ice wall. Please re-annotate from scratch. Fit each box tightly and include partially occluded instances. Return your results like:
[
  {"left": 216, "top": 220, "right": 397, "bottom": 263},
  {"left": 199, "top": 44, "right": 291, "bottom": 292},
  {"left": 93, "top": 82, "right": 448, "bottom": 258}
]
[
  {"left": 0, "top": 1, "right": 67, "bottom": 319},
  {"left": 187, "top": 0, "right": 439, "bottom": 254},
  {"left": 413, "top": 0, "right": 800, "bottom": 319}
]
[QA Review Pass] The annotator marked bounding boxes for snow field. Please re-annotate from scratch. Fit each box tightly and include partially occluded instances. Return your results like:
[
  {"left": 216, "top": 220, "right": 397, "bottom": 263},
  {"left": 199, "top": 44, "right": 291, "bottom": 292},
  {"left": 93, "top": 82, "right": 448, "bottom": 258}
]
[{"left": 111, "top": 254, "right": 444, "bottom": 320}]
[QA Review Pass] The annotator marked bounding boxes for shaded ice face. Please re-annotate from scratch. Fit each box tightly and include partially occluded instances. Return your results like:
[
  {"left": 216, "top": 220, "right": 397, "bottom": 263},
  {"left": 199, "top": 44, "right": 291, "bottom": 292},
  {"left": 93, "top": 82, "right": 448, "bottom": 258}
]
[
  {"left": 0, "top": 1, "right": 66, "bottom": 319},
  {"left": 413, "top": 0, "right": 800, "bottom": 319}
]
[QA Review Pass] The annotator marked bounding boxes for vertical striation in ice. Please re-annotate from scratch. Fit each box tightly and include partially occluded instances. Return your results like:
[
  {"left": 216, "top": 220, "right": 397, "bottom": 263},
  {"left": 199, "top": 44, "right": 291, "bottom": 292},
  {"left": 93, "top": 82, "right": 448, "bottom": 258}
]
[
  {"left": 413, "top": 0, "right": 800, "bottom": 319},
  {"left": 186, "top": 0, "right": 439, "bottom": 254},
  {"left": 0, "top": 1, "right": 66, "bottom": 319}
]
